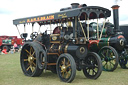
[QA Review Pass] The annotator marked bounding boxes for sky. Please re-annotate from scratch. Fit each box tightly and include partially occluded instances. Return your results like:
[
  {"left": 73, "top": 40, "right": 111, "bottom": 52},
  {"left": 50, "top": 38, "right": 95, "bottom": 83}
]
[{"left": 0, "top": 0, "right": 127, "bottom": 38}]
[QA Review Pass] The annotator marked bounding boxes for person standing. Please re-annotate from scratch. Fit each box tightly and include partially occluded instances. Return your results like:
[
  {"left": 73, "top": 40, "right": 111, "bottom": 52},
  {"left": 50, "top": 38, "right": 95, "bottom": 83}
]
[{"left": 14, "top": 43, "right": 18, "bottom": 53}]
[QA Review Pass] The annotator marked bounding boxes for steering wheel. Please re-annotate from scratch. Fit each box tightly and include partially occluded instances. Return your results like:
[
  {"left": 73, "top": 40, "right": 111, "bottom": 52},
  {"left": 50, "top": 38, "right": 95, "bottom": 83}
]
[
  {"left": 30, "top": 32, "right": 38, "bottom": 40},
  {"left": 89, "top": 22, "right": 97, "bottom": 27}
]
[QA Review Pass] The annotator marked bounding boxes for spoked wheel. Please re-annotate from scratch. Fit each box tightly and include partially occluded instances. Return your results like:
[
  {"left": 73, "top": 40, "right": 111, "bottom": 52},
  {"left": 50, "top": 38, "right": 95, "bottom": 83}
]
[
  {"left": 56, "top": 53, "right": 76, "bottom": 83},
  {"left": 119, "top": 48, "right": 128, "bottom": 69},
  {"left": 20, "top": 42, "right": 43, "bottom": 76},
  {"left": 30, "top": 32, "right": 38, "bottom": 40},
  {"left": 83, "top": 52, "right": 102, "bottom": 79},
  {"left": 98, "top": 46, "right": 119, "bottom": 71}
]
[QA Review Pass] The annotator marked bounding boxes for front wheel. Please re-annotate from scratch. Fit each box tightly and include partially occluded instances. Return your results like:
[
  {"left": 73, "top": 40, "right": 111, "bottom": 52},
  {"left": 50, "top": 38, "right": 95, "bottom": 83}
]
[
  {"left": 56, "top": 53, "right": 76, "bottom": 83},
  {"left": 98, "top": 46, "right": 119, "bottom": 71},
  {"left": 119, "top": 48, "right": 128, "bottom": 69},
  {"left": 83, "top": 52, "right": 102, "bottom": 79}
]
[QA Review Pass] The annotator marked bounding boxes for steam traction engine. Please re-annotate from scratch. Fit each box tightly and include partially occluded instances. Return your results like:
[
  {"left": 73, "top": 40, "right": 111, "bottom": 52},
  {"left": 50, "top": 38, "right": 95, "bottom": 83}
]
[
  {"left": 12, "top": 3, "right": 117, "bottom": 83},
  {"left": 87, "top": 5, "right": 128, "bottom": 71}
]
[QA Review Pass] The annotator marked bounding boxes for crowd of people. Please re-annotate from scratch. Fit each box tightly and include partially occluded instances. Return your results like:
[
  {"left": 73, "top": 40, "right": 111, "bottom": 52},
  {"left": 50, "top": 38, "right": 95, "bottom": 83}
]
[{"left": 0, "top": 43, "right": 20, "bottom": 55}]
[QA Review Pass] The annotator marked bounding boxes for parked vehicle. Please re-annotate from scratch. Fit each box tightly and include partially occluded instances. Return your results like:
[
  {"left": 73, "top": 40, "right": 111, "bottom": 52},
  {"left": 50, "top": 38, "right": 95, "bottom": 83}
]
[{"left": 0, "top": 35, "right": 23, "bottom": 52}]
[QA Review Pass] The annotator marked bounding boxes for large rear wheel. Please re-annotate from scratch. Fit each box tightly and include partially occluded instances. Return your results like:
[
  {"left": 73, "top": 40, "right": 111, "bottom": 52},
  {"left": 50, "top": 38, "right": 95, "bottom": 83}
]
[
  {"left": 20, "top": 42, "right": 43, "bottom": 76},
  {"left": 56, "top": 53, "right": 76, "bottom": 83},
  {"left": 98, "top": 46, "right": 119, "bottom": 71},
  {"left": 83, "top": 52, "right": 102, "bottom": 79}
]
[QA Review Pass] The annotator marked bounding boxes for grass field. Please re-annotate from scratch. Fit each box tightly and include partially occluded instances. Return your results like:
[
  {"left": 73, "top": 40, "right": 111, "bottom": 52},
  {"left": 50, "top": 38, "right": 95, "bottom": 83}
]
[{"left": 0, "top": 53, "right": 128, "bottom": 85}]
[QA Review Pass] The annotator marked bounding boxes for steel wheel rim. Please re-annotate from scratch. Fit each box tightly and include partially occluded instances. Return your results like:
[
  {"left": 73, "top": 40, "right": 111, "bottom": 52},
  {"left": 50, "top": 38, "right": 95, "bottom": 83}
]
[
  {"left": 119, "top": 48, "right": 128, "bottom": 69},
  {"left": 58, "top": 57, "right": 72, "bottom": 81},
  {"left": 85, "top": 56, "right": 99, "bottom": 77},
  {"left": 21, "top": 44, "right": 36, "bottom": 75},
  {"left": 100, "top": 48, "right": 116, "bottom": 71}
]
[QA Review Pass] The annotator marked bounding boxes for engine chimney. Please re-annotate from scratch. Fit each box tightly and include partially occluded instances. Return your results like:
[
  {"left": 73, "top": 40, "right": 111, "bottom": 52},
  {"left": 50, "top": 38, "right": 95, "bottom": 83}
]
[
  {"left": 111, "top": 5, "right": 120, "bottom": 32},
  {"left": 71, "top": 3, "right": 79, "bottom": 9}
]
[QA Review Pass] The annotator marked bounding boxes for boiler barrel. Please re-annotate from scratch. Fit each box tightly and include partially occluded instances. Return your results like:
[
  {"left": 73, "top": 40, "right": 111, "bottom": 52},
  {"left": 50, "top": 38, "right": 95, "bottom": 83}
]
[{"left": 65, "top": 44, "right": 88, "bottom": 59}]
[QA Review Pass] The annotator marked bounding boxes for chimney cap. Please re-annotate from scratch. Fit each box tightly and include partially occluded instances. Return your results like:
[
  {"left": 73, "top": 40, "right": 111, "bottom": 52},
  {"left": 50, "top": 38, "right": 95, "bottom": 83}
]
[
  {"left": 71, "top": 3, "right": 79, "bottom": 9},
  {"left": 71, "top": 3, "right": 79, "bottom": 5},
  {"left": 111, "top": 5, "right": 120, "bottom": 9}
]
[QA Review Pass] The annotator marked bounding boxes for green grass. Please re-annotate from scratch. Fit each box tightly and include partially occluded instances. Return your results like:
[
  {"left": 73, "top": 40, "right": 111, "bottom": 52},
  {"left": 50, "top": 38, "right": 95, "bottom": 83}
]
[{"left": 0, "top": 53, "right": 128, "bottom": 85}]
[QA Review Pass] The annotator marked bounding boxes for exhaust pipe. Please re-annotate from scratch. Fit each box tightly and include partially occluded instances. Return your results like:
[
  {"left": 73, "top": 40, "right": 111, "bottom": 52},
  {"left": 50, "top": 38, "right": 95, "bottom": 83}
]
[
  {"left": 60, "top": 3, "right": 87, "bottom": 11},
  {"left": 111, "top": 5, "right": 120, "bottom": 33},
  {"left": 71, "top": 3, "right": 79, "bottom": 8}
]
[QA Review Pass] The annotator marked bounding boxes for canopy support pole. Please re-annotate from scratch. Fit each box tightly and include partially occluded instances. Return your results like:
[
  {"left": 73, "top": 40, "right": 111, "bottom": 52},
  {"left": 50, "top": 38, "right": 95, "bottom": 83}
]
[
  {"left": 99, "top": 19, "right": 106, "bottom": 40},
  {"left": 32, "top": 23, "right": 34, "bottom": 33},
  {"left": 24, "top": 24, "right": 26, "bottom": 33},
  {"left": 87, "top": 18, "right": 89, "bottom": 40},
  {"left": 50, "top": 21, "right": 52, "bottom": 34},
  {"left": 16, "top": 25, "right": 21, "bottom": 38},
  {"left": 38, "top": 24, "right": 41, "bottom": 33},
  {"left": 78, "top": 18, "right": 87, "bottom": 41},
  {"left": 75, "top": 16, "right": 77, "bottom": 38},
  {"left": 97, "top": 19, "right": 99, "bottom": 40}
]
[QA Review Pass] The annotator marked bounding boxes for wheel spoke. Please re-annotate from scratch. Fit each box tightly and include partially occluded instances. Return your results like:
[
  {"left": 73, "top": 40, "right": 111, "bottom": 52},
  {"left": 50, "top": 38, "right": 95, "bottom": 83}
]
[
  {"left": 62, "top": 72, "right": 64, "bottom": 78},
  {"left": 66, "top": 64, "right": 71, "bottom": 68},
  {"left": 32, "top": 67, "right": 35, "bottom": 72},
  {"left": 103, "top": 50, "right": 107, "bottom": 56},
  {"left": 25, "top": 49, "right": 35, "bottom": 58},
  {"left": 69, "top": 68, "right": 71, "bottom": 71},
  {"left": 101, "top": 53, "right": 106, "bottom": 58},
  {"left": 61, "top": 61, "right": 64, "bottom": 65},
  {"left": 110, "top": 52, "right": 114, "bottom": 57},
  {"left": 30, "top": 47, "right": 33, "bottom": 55},
  {"left": 110, "top": 57, "right": 115, "bottom": 60},
  {"left": 103, "top": 62, "right": 107, "bottom": 67},
  {"left": 25, "top": 49, "right": 31, "bottom": 56},
  {"left": 64, "top": 58, "right": 65, "bottom": 65},
  {"left": 24, "top": 59, "right": 28, "bottom": 61},
  {"left": 30, "top": 66, "right": 35, "bottom": 73},
  {"left": 65, "top": 71, "right": 70, "bottom": 79},
  {"left": 92, "top": 69, "right": 94, "bottom": 75},
  {"left": 95, "top": 64, "right": 98, "bottom": 68},
  {"left": 26, "top": 65, "right": 31, "bottom": 71},
  {"left": 109, "top": 61, "right": 115, "bottom": 66},
  {"left": 68, "top": 60, "right": 70, "bottom": 64},
  {"left": 88, "top": 69, "right": 90, "bottom": 74},
  {"left": 108, "top": 62, "right": 111, "bottom": 69},
  {"left": 105, "top": 62, "right": 108, "bottom": 69},
  {"left": 32, "top": 62, "right": 36, "bottom": 66},
  {"left": 93, "top": 69, "right": 96, "bottom": 74},
  {"left": 31, "top": 51, "right": 35, "bottom": 57},
  {"left": 106, "top": 49, "right": 109, "bottom": 58}
]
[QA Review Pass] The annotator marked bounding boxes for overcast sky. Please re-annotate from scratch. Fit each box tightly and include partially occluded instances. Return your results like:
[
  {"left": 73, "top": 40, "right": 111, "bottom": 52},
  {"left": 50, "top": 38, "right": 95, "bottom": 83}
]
[{"left": 0, "top": 0, "right": 127, "bottom": 37}]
